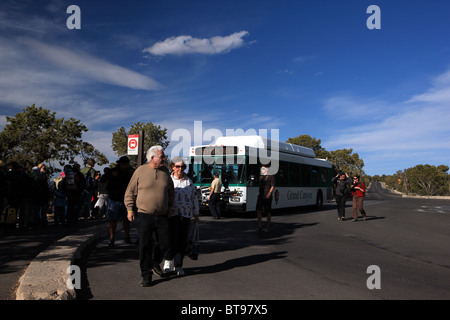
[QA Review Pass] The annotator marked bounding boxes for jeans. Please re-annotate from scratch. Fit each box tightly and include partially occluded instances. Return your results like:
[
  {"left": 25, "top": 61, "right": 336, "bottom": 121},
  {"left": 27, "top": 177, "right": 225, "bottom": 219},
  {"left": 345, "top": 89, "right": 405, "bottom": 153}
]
[
  {"left": 137, "top": 213, "right": 170, "bottom": 279},
  {"left": 168, "top": 216, "right": 191, "bottom": 268},
  {"left": 81, "top": 190, "right": 93, "bottom": 219},
  {"left": 66, "top": 193, "right": 81, "bottom": 226},
  {"left": 335, "top": 194, "right": 346, "bottom": 218},
  {"left": 352, "top": 196, "right": 367, "bottom": 219},
  {"left": 54, "top": 206, "right": 66, "bottom": 225},
  {"left": 209, "top": 193, "right": 221, "bottom": 218}
]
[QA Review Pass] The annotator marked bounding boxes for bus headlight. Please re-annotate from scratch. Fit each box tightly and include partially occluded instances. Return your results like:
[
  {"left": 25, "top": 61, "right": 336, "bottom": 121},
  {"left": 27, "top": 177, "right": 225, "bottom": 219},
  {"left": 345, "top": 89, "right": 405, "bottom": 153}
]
[{"left": 230, "top": 196, "right": 241, "bottom": 202}]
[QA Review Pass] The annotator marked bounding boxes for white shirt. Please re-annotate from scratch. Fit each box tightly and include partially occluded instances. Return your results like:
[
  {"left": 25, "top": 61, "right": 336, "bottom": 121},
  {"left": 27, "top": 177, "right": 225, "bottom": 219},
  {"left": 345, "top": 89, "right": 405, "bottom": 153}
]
[{"left": 171, "top": 174, "right": 200, "bottom": 218}]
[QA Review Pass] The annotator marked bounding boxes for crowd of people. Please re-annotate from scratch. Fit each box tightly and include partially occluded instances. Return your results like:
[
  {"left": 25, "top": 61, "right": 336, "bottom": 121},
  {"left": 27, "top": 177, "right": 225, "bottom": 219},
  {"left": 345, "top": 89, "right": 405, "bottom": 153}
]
[
  {"left": 0, "top": 159, "right": 107, "bottom": 231},
  {"left": 0, "top": 146, "right": 201, "bottom": 287}
]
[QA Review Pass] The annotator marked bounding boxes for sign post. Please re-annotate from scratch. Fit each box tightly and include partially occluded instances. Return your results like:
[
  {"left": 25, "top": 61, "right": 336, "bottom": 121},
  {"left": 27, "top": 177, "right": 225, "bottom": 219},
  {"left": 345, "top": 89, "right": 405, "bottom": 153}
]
[{"left": 138, "top": 130, "right": 145, "bottom": 166}]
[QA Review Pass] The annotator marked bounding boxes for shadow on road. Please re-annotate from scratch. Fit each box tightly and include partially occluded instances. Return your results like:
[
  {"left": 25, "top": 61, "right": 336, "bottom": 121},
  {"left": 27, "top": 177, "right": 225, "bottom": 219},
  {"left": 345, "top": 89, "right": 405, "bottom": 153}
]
[
  {"left": 198, "top": 219, "right": 319, "bottom": 254},
  {"left": 182, "top": 251, "right": 288, "bottom": 277}
]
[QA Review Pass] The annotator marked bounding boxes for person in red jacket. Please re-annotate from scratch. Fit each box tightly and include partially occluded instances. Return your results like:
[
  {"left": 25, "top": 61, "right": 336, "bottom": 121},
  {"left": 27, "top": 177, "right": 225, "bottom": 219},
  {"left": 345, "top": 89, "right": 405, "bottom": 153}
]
[{"left": 351, "top": 175, "right": 367, "bottom": 222}]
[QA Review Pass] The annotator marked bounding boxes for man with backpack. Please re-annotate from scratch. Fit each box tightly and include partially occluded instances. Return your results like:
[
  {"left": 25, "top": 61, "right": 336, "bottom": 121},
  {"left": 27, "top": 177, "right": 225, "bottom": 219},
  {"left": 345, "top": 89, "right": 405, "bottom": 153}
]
[
  {"left": 81, "top": 158, "right": 96, "bottom": 220},
  {"left": 61, "top": 164, "right": 85, "bottom": 226}
]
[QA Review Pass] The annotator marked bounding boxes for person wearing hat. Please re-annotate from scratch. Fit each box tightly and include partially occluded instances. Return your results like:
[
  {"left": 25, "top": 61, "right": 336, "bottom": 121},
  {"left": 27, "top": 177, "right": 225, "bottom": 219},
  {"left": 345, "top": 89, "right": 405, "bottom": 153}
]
[
  {"left": 117, "top": 156, "right": 130, "bottom": 165},
  {"left": 208, "top": 171, "right": 222, "bottom": 219}
]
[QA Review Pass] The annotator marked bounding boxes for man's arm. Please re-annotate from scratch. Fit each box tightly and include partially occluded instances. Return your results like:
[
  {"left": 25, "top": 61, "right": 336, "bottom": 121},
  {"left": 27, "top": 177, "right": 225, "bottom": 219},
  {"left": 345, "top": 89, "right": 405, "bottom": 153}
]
[{"left": 267, "top": 176, "right": 275, "bottom": 199}]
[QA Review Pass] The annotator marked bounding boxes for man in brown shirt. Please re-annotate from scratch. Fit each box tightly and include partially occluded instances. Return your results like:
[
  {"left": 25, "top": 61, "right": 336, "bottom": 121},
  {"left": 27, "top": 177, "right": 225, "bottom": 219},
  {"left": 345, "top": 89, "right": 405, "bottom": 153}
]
[
  {"left": 125, "top": 146, "right": 175, "bottom": 287},
  {"left": 256, "top": 165, "right": 275, "bottom": 231},
  {"left": 208, "top": 172, "right": 222, "bottom": 219}
]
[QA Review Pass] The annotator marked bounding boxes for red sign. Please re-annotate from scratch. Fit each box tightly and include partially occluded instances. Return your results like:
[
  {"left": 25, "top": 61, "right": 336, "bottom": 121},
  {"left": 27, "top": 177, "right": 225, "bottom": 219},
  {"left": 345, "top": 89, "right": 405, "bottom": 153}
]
[{"left": 129, "top": 139, "right": 137, "bottom": 149}]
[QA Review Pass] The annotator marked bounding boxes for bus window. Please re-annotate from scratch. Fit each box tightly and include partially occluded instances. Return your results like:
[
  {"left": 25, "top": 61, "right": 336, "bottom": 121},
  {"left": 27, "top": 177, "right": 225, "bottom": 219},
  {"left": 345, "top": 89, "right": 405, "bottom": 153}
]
[
  {"left": 312, "top": 166, "right": 320, "bottom": 185},
  {"left": 222, "top": 163, "right": 245, "bottom": 187},
  {"left": 200, "top": 163, "right": 214, "bottom": 183},
  {"left": 320, "top": 167, "right": 328, "bottom": 186},
  {"left": 191, "top": 156, "right": 246, "bottom": 186},
  {"left": 276, "top": 161, "right": 289, "bottom": 187},
  {"left": 289, "top": 163, "right": 300, "bottom": 187},
  {"left": 301, "top": 164, "right": 311, "bottom": 187}
]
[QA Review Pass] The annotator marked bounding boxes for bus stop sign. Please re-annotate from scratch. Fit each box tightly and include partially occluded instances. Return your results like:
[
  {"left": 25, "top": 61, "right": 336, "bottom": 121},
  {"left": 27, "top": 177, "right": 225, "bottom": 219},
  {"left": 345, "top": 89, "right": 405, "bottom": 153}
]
[{"left": 128, "top": 134, "right": 139, "bottom": 155}]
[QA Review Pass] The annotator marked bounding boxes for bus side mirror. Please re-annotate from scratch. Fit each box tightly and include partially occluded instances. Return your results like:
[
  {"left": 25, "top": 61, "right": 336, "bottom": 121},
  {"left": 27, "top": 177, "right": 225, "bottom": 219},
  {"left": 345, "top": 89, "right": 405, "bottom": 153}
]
[{"left": 248, "top": 175, "right": 256, "bottom": 186}]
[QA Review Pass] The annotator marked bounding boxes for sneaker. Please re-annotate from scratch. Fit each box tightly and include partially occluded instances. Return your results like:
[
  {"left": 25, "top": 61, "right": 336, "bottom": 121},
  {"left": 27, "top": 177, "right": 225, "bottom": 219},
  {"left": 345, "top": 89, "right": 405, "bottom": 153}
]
[
  {"left": 352, "top": 218, "right": 358, "bottom": 222},
  {"left": 163, "top": 259, "right": 172, "bottom": 273},
  {"left": 175, "top": 267, "right": 185, "bottom": 276},
  {"left": 141, "top": 277, "right": 152, "bottom": 287},
  {"left": 108, "top": 238, "right": 115, "bottom": 247}
]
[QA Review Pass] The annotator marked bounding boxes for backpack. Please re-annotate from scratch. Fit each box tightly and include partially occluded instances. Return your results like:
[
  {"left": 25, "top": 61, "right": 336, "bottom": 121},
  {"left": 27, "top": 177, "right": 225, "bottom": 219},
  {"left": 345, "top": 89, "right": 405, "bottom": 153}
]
[
  {"left": 65, "top": 168, "right": 77, "bottom": 191},
  {"left": 359, "top": 182, "right": 366, "bottom": 197},
  {"left": 85, "top": 168, "right": 94, "bottom": 191}
]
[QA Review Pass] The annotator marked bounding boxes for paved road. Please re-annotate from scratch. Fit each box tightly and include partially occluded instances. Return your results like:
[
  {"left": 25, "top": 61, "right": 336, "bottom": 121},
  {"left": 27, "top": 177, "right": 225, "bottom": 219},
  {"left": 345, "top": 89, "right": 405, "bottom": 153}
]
[{"left": 77, "top": 182, "right": 450, "bottom": 301}]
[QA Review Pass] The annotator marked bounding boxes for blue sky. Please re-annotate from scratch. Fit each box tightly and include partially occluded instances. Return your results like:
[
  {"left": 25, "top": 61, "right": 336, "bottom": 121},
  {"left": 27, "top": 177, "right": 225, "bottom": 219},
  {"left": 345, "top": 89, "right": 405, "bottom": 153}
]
[{"left": 1, "top": 0, "right": 449, "bottom": 176}]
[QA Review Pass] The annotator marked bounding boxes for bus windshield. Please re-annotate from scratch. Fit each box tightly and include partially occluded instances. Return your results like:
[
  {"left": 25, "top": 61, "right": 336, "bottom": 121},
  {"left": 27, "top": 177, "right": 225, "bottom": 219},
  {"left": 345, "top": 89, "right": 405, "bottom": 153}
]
[{"left": 189, "top": 156, "right": 246, "bottom": 187}]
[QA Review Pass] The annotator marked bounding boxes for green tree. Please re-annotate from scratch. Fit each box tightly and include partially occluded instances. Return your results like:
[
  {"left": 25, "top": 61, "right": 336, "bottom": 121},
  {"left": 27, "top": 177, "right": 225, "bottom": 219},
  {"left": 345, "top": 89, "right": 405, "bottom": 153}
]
[
  {"left": 286, "top": 135, "right": 327, "bottom": 158},
  {"left": 111, "top": 122, "right": 169, "bottom": 167},
  {"left": 380, "top": 165, "right": 449, "bottom": 196},
  {"left": 326, "top": 148, "right": 365, "bottom": 177},
  {"left": 406, "top": 164, "right": 449, "bottom": 196},
  {"left": 0, "top": 105, "right": 108, "bottom": 173}
]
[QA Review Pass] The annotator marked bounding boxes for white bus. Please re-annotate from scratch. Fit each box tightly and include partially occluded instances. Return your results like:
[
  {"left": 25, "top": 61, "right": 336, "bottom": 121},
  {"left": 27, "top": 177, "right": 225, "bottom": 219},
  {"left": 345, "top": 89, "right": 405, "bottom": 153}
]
[{"left": 188, "top": 135, "right": 333, "bottom": 212}]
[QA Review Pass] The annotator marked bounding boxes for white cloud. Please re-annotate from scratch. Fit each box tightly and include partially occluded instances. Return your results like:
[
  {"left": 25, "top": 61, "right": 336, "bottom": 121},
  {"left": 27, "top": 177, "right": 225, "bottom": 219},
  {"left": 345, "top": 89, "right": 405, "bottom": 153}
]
[
  {"left": 322, "top": 95, "right": 392, "bottom": 121},
  {"left": 322, "top": 70, "right": 450, "bottom": 174},
  {"left": 143, "top": 31, "right": 249, "bottom": 56},
  {"left": 293, "top": 55, "right": 316, "bottom": 64},
  {"left": 408, "top": 69, "right": 450, "bottom": 104},
  {"left": 326, "top": 104, "right": 450, "bottom": 152},
  {"left": 19, "top": 38, "right": 163, "bottom": 91}
]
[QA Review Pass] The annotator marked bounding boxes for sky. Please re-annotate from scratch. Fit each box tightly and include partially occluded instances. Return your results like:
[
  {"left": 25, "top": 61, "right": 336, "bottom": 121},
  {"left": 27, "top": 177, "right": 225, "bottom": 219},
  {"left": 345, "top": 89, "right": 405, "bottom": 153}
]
[{"left": 0, "top": 0, "right": 450, "bottom": 176}]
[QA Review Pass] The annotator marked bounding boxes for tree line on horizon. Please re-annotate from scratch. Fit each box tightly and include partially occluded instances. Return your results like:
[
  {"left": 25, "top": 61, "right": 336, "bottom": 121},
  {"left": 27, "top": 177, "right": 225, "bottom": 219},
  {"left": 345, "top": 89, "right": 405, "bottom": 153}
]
[{"left": 371, "top": 165, "right": 449, "bottom": 196}]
